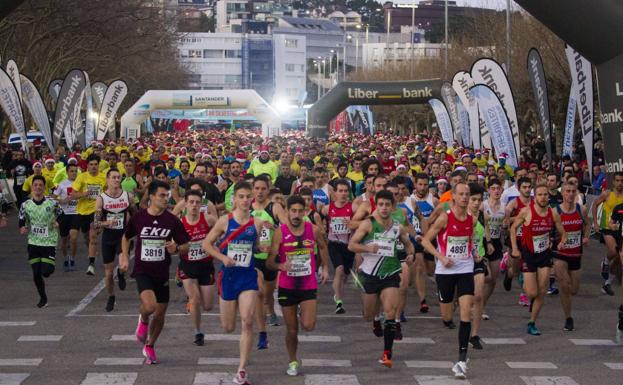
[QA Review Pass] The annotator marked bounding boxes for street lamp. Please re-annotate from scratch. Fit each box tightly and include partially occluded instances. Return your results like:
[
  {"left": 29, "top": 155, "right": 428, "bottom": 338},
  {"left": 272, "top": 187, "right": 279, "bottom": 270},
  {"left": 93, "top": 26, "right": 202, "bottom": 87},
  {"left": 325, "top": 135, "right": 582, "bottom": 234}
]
[
  {"left": 322, "top": 59, "right": 327, "bottom": 97},
  {"left": 329, "top": 50, "right": 334, "bottom": 84},
  {"left": 315, "top": 60, "right": 320, "bottom": 101},
  {"left": 345, "top": 34, "right": 352, "bottom": 80}
]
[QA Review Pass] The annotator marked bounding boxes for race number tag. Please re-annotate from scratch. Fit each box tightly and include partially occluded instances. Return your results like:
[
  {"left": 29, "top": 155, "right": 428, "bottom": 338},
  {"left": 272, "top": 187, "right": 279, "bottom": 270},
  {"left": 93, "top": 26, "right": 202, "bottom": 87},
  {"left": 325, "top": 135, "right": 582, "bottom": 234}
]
[
  {"left": 373, "top": 234, "right": 395, "bottom": 257},
  {"left": 489, "top": 217, "right": 502, "bottom": 238},
  {"left": 516, "top": 226, "right": 523, "bottom": 238},
  {"left": 106, "top": 212, "right": 124, "bottom": 230},
  {"left": 563, "top": 231, "right": 581, "bottom": 249},
  {"left": 259, "top": 227, "right": 272, "bottom": 245},
  {"left": 86, "top": 184, "right": 101, "bottom": 199},
  {"left": 227, "top": 242, "right": 253, "bottom": 267},
  {"left": 16, "top": 175, "right": 26, "bottom": 185},
  {"left": 31, "top": 225, "right": 48, "bottom": 238},
  {"left": 188, "top": 242, "right": 207, "bottom": 261},
  {"left": 330, "top": 217, "right": 349, "bottom": 235},
  {"left": 413, "top": 218, "right": 422, "bottom": 234},
  {"left": 447, "top": 236, "right": 470, "bottom": 260},
  {"left": 286, "top": 249, "right": 312, "bottom": 277},
  {"left": 141, "top": 239, "right": 165, "bottom": 261},
  {"left": 532, "top": 233, "right": 549, "bottom": 254}
]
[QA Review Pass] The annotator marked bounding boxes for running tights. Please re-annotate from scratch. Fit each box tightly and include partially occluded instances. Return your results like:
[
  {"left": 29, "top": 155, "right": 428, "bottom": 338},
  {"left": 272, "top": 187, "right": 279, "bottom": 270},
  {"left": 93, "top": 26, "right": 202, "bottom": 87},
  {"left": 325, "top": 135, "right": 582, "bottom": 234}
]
[
  {"left": 458, "top": 321, "right": 471, "bottom": 361},
  {"left": 31, "top": 263, "right": 47, "bottom": 301}
]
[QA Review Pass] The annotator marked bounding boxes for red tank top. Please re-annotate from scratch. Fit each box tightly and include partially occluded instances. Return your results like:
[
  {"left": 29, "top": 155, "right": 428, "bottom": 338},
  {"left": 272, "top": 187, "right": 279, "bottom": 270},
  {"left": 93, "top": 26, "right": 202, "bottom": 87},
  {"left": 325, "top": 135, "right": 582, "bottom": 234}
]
[
  {"left": 327, "top": 201, "right": 353, "bottom": 243},
  {"left": 521, "top": 202, "right": 554, "bottom": 254},
  {"left": 181, "top": 214, "right": 211, "bottom": 262},
  {"left": 512, "top": 196, "right": 530, "bottom": 240},
  {"left": 437, "top": 209, "right": 474, "bottom": 261},
  {"left": 369, "top": 195, "right": 376, "bottom": 213},
  {"left": 556, "top": 204, "right": 583, "bottom": 258}
]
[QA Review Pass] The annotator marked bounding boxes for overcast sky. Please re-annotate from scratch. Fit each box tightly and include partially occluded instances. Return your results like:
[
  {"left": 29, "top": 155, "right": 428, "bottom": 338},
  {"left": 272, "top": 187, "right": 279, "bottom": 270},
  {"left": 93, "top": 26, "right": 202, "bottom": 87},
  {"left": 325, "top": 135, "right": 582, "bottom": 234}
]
[{"left": 387, "top": 0, "right": 516, "bottom": 11}]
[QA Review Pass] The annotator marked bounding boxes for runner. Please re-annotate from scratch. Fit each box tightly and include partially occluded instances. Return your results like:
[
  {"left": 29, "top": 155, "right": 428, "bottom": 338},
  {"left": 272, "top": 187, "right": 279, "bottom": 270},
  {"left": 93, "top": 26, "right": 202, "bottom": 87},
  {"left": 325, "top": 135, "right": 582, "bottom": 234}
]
[
  {"left": 481, "top": 178, "right": 504, "bottom": 318},
  {"left": 203, "top": 181, "right": 266, "bottom": 385},
  {"left": 420, "top": 182, "right": 475, "bottom": 379},
  {"left": 503, "top": 176, "right": 532, "bottom": 299},
  {"left": 178, "top": 189, "right": 218, "bottom": 345},
  {"left": 510, "top": 183, "right": 567, "bottom": 336},
  {"left": 553, "top": 182, "right": 589, "bottom": 331},
  {"left": 52, "top": 163, "right": 79, "bottom": 272},
  {"left": 95, "top": 169, "right": 133, "bottom": 312},
  {"left": 348, "top": 190, "right": 415, "bottom": 368},
  {"left": 119, "top": 180, "right": 191, "bottom": 365},
  {"left": 19, "top": 175, "right": 63, "bottom": 308},
  {"left": 266, "top": 195, "right": 330, "bottom": 376}
]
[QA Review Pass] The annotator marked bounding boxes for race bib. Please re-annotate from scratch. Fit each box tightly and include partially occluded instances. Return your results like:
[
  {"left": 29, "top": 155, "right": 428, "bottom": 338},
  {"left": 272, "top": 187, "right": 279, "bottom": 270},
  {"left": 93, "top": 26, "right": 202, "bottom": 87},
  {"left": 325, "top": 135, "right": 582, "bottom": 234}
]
[
  {"left": 532, "top": 233, "right": 549, "bottom": 254},
  {"left": 413, "top": 218, "right": 422, "bottom": 234},
  {"left": 563, "top": 231, "right": 581, "bottom": 249},
  {"left": 517, "top": 226, "right": 523, "bottom": 238},
  {"left": 447, "top": 236, "right": 470, "bottom": 260},
  {"left": 106, "top": 212, "right": 124, "bottom": 230},
  {"left": 373, "top": 234, "right": 395, "bottom": 257},
  {"left": 259, "top": 227, "right": 272, "bottom": 245},
  {"left": 188, "top": 242, "right": 207, "bottom": 261},
  {"left": 227, "top": 242, "right": 253, "bottom": 267},
  {"left": 31, "top": 225, "right": 48, "bottom": 238},
  {"left": 16, "top": 175, "right": 26, "bottom": 185},
  {"left": 141, "top": 239, "right": 165, "bottom": 261},
  {"left": 330, "top": 217, "right": 349, "bottom": 235},
  {"left": 86, "top": 184, "right": 101, "bottom": 199},
  {"left": 286, "top": 249, "right": 312, "bottom": 277},
  {"left": 489, "top": 217, "right": 503, "bottom": 238}
]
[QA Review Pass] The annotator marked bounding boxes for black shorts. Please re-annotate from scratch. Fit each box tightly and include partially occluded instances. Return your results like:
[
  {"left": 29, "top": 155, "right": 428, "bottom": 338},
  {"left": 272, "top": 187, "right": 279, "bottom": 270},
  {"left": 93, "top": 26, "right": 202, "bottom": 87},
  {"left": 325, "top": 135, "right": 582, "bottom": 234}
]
[
  {"left": 435, "top": 273, "right": 474, "bottom": 303},
  {"left": 360, "top": 272, "right": 400, "bottom": 295},
  {"left": 602, "top": 229, "right": 622, "bottom": 248},
  {"left": 101, "top": 240, "right": 121, "bottom": 264},
  {"left": 328, "top": 241, "right": 355, "bottom": 275},
  {"left": 474, "top": 259, "right": 489, "bottom": 276},
  {"left": 72, "top": 213, "right": 94, "bottom": 233},
  {"left": 179, "top": 259, "right": 215, "bottom": 286},
  {"left": 27, "top": 245, "right": 56, "bottom": 276},
  {"left": 553, "top": 254, "right": 582, "bottom": 271},
  {"left": 424, "top": 239, "right": 437, "bottom": 262},
  {"left": 135, "top": 274, "right": 170, "bottom": 303},
  {"left": 396, "top": 243, "right": 407, "bottom": 262},
  {"left": 254, "top": 258, "right": 277, "bottom": 282},
  {"left": 413, "top": 237, "right": 425, "bottom": 254},
  {"left": 521, "top": 249, "right": 553, "bottom": 273},
  {"left": 487, "top": 238, "right": 503, "bottom": 261},
  {"left": 277, "top": 287, "right": 317, "bottom": 307},
  {"left": 58, "top": 214, "right": 75, "bottom": 237}
]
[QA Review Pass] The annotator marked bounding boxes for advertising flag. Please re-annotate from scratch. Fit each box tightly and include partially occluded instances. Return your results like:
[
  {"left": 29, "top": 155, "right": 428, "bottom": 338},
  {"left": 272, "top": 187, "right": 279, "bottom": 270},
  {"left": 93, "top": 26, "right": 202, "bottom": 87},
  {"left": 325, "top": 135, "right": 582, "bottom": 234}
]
[
  {"left": 562, "top": 84, "right": 577, "bottom": 158},
  {"left": 48, "top": 79, "right": 63, "bottom": 104},
  {"left": 91, "top": 81, "right": 107, "bottom": 111},
  {"left": 97, "top": 80, "right": 127, "bottom": 140},
  {"left": 452, "top": 71, "right": 480, "bottom": 149},
  {"left": 527, "top": 48, "right": 554, "bottom": 168},
  {"left": 0, "top": 67, "right": 27, "bottom": 152},
  {"left": 84, "top": 72, "right": 94, "bottom": 147},
  {"left": 455, "top": 95, "right": 471, "bottom": 147},
  {"left": 440, "top": 82, "right": 461, "bottom": 143},
  {"left": 6, "top": 60, "right": 22, "bottom": 102},
  {"left": 429, "top": 98, "right": 454, "bottom": 145},
  {"left": 52, "top": 69, "right": 86, "bottom": 149},
  {"left": 20, "top": 74, "right": 54, "bottom": 152}
]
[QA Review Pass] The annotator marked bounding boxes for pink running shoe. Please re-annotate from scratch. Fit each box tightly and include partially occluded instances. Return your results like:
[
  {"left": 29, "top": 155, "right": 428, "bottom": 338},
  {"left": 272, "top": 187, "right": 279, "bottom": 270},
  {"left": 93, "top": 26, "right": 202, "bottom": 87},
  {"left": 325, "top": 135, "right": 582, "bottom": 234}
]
[
  {"left": 142, "top": 345, "right": 158, "bottom": 365},
  {"left": 233, "top": 370, "right": 251, "bottom": 385},
  {"left": 135, "top": 315, "right": 149, "bottom": 345},
  {"left": 519, "top": 293, "right": 530, "bottom": 307},
  {"left": 499, "top": 252, "right": 509, "bottom": 273}
]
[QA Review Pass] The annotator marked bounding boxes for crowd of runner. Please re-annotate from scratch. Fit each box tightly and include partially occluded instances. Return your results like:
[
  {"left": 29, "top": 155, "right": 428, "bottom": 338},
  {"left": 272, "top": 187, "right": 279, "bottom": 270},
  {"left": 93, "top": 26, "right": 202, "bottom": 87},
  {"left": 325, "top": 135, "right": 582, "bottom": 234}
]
[{"left": 2, "top": 128, "right": 623, "bottom": 384}]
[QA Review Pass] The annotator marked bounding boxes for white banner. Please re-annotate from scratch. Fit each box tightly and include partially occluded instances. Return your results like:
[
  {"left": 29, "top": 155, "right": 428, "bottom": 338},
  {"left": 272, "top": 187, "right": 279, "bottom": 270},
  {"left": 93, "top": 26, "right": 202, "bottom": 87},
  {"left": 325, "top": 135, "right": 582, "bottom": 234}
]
[
  {"left": 562, "top": 84, "right": 577, "bottom": 158},
  {"left": 471, "top": 58, "right": 521, "bottom": 157},
  {"left": 429, "top": 98, "right": 454, "bottom": 145},
  {"left": 91, "top": 81, "right": 107, "bottom": 112},
  {"left": 53, "top": 69, "right": 86, "bottom": 149},
  {"left": 6, "top": 60, "right": 22, "bottom": 102},
  {"left": 20, "top": 74, "right": 54, "bottom": 152},
  {"left": 83, "top": 72, "right": 94, "bottom": 147},
  {"left": 565, "top": 45, "right": 593, "bottom": 179},
  {"left": 479, "top": 115, "right": 492, "bottom": 151},
  {"left": 0, "top": 67, "right": 28, "bottom": 153},
  {"left": 455, "top": 95, "right": 471, "bottom": 148},
  {"left": 97, "top": 80, "right": 127, "bottom": 140},
  {"left": 452, "top": 71, "right": 480, "bottom": 149},
  {"left": 471, "top": 84, "right": 518, "bottom": 168},
  {"left": 71, "top": 88, "right": 85, "bottom": 149},
  {"left": 440, "top": 82, "right": 461, "bottom": 143}
]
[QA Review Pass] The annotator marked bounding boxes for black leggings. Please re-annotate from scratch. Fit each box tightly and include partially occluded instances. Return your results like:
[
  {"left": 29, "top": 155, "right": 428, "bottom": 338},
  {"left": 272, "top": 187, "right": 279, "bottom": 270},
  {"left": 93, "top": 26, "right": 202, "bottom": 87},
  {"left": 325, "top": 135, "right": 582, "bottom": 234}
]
[{"left": 28, "top": 245, "right": 56, "bottom": 300}]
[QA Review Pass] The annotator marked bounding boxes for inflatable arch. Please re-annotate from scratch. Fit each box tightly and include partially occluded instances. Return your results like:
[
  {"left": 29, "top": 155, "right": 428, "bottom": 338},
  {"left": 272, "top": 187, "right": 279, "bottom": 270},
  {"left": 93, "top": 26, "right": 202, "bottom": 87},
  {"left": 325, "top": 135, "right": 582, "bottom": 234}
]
[
  {"left": 120, "top": 90, "right": 281, "bottom": 138},
  {"left": 306, "top": 79, "right": 443, "bottom": 138}
]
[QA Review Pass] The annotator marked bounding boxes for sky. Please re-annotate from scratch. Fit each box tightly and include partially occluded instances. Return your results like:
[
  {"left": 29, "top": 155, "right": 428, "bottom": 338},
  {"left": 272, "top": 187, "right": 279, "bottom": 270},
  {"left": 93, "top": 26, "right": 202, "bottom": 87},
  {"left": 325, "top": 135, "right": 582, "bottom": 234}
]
[{"left": 385, "top": 0, "right": 516, "bottom": 11}]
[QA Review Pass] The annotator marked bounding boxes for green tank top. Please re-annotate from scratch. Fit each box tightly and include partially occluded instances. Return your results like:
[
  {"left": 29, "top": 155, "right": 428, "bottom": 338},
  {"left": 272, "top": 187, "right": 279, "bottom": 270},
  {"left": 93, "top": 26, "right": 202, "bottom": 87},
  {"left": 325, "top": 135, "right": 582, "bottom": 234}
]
[
  {"left": 473, "top": 218, "right": 485, "bottom": 258},
  {"left": 359, "top": 218, "right": 401, "bottom": 278},
  {"left": 121, "top": 176, "right": 139, "bottom": 204},
  {"left": 391, "top": 209, "right": 407, "bottom": 253},
  {"left": 251, "top": 205, "right": 275, "bottom": 260}
]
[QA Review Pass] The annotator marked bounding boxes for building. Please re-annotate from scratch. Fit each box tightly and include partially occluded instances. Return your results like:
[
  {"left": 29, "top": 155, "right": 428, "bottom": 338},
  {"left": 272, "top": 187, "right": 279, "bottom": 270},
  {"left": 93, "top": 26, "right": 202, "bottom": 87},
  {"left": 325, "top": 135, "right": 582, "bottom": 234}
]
[
  {"left": 272, "top": 16, "right": 345, "bottom": 62},
  {"left": 328, "top": 11, "right": 362, "bottom": 31},
  {"left": 272, "top": 34, "right": 307, "bottom": 105},
  {"left": 361, "top": 42, "right": 443, "bottom": 68},
  {"left": 216, "top": 0, "right": 251, "bottom": 32}
]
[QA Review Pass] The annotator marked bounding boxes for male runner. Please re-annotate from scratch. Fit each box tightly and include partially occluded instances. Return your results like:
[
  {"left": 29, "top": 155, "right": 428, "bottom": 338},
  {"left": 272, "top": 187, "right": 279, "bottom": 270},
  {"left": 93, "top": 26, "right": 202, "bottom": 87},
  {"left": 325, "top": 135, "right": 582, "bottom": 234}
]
[
  {"left": 348, "top": 190, "right": 415, "bottom": 368},
  {"left": 119, "top": 180, "right": 191, "bottom": 364},
  {"left": 503, "top": 177, "right": 533, "bottom": 296},
  {"left": 52, "top": 164, "right": 79, "bottom": 271},
  {"left": 511, "top": 183, "right": 566, "bottom": 335},
  {"left": 267, "top": 195, "right": 330, "bottom": 376},
  {"left": 19, "top": 176, "right": 63, "bottom": 308},
  {"left": 481, "top": 178, "right": 504, "bottom": 318}
]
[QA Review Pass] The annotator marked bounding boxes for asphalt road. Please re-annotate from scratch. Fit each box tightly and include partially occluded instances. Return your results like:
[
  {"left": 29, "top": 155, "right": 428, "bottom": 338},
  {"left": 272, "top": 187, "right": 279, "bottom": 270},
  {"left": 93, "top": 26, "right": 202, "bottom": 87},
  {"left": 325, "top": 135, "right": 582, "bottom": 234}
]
[{"left": 1, "top": 214, "right": 622, "bottom": 385}]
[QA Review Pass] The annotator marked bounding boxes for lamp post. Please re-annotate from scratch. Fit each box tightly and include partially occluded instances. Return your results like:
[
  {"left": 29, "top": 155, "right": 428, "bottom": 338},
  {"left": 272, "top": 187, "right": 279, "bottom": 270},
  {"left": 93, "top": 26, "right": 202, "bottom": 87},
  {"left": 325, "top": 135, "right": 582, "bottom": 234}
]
[
  {"left": 315, "top": 60, "right": 320, "bottom": 101},
  {"left": 444, "top": 0, "right": 448, "bottom": 79},
  {"left": 346, "top": 34, "right": 352, "bottom": 79},
  {"left": 322, "top": 58, "right": 327, "bottom": 96},
  {"left": 410, "top": 0, "right": 415, "bottom": 78},
  {"left": 329, "top": 49, "right": 334, "bottom": 84}
]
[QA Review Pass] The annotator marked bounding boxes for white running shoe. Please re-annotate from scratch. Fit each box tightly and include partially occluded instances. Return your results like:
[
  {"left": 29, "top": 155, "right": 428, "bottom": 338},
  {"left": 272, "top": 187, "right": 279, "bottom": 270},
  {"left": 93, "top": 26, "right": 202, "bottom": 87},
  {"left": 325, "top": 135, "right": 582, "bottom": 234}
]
[
  {"left": 452, "top": 360, "right": 469, "bottom": 379},
  {"left": 286, "top": 361, "right": 299, "bottom": 376},
  {"left": 616, "top": 323, "right": 623, "bottom": 345}
]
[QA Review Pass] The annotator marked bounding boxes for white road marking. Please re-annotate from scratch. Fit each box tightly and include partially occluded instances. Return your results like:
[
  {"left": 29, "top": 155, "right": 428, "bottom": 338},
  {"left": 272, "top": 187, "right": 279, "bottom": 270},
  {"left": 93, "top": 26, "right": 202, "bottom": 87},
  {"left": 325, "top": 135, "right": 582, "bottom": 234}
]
[
  {"left": 71, "top": 313, "right": 441, "bottom": 319},
  {"left": 396, "top": 337, "right": 435, "bottom": 344},
  {"left": 482, "top": 338, "right": 526, "bottom": 345},
  {"left": 80, "top": 372, "right": 138, "bottom": 385},
  {"left": 520, "top": 376, "right": 579, "bottom": 385},
  {"left": 0, "top": 322, "right": 36, "bottom": 327},
  {"left": 604, "top": 362, "right": 623, "bottom": 370},
  {"left": 414, "top": 375, "right": 471, "bottom": 385},
  {"left": 193, "top": 372, "right": 233, "bottom": 385},
  {"left": 0, "top": 359, "right": 42, "bottom": 367},
  {"left": 305, "top": 374, "right": 361, "bottom": 385},
  {"left": 66, "top": 278, "right": 106, "bottom": 317},
  {"left": 405, "top": 361, "right": 453, "bottom": 368},
  {"left": 299, "top": 335, "right": 341, "bottom": 342},
  {"left": 0, "top": 373, "right": 30, "bottom": 385},
  {"left": 198, "top": 358, "right": 239, "bottom": 366},
  {"left": 569, "top": 338, "right": 616, "bottom": 346},
  {"left": 188, "top": 334, "right": 341, "bottom": 342},
  {"left": 94, "top": 358, "right": 144, "bottom": 366},
  {"left": 302, "top": 359, "right": 351, "bottom": 367},
  {"left": 110, "top": 335, "right": 135, "bottom": 342},
  {"left": 17, "top": 335, "right": 62, "bottom": 342},
  {"left": 506, "top": 362, "right": 558, "bottom": 369},
  {"left": 203, "top": 334, "right": 240, "bottom": 341}
]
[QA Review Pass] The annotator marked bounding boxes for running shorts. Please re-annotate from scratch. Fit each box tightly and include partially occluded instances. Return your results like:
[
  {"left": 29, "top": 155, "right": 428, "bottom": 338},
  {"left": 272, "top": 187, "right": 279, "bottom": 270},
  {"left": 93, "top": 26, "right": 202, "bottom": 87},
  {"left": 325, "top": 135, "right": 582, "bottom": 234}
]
[
  {"left": 277, "top": 287, "right": 317, "bottom": 307},
  {"left": 435, "top": 273, "right": 474, "bottom": 303},
  {"left": 179, "top": 259, "right": 215, "bottom": 286},
  {"left": 135, "top": 274, "right": 170, "bottom": 303},
  {"left": 328, "top": 241, "right": 355, "bottom": 275}
]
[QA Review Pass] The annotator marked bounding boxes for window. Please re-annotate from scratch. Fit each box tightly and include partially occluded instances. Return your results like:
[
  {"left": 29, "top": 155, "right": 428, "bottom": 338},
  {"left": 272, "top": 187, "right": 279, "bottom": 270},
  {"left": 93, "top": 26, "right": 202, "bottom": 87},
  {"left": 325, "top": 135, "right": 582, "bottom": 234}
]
[
  {"left": 224, "top": 50, "right": 242, "bottom": 58},
  {"left": 285, "top": 64, "right": 295, "bottom": 72},
  {"left": 203, "top": 50, "right": 222, "bottom": 58},
  {"left": 285, "top": 39, "right": 298, "bottom": 48},
  {"left": 299, "top": 64, "right": 305, "bottom": 72}
]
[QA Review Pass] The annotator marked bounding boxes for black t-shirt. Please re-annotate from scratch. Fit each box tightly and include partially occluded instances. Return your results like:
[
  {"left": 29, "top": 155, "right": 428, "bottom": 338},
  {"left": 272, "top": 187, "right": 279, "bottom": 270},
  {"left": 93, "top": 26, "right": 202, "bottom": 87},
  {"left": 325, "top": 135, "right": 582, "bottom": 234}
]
[
  {"left": 10, "top": 159, "right": 32, "bottom": 186},
  {"left": 275, "top": 174, "right": 297, "bottom": 195},
  {"left": 204, "top": 183, "right": 223, "bottom": 205},
  {"left": 548, "top": 190, "right": 563, "bottom": 208}
]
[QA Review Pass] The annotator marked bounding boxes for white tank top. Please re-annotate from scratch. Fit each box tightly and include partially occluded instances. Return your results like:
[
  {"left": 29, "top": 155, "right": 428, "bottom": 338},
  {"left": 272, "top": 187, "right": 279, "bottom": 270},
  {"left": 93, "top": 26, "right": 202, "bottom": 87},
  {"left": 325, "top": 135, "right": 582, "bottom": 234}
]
[{"left": 483, "top": 199, "right": 505, "bottom": 239}]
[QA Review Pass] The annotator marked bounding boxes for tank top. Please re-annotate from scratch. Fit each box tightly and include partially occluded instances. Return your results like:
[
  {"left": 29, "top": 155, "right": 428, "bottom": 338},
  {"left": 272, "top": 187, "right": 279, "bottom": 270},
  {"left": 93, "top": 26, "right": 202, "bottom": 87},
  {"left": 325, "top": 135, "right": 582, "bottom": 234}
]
[
  {"left": 472, "top": 215, "right": 485, "bottom": 258},
  {"left": 360, "top": 218, "right": 401, "bottom": 278},
  {"left": 313, "top": 185, "right": 330, "bottom": 207},
  {"left": 436, "top": 209, "right": 474, "bottom": 275},
  {"left": 327, "top": 202, "right": 353, "bottom": 244},
  {"left": 101, "top": 190, "right": 131, "bottom": 240},
  {"left": 278, "top": 221, "right": 317, "bottom": 290},
  {"left": 555, "top": 203, "right": 583, "bottom": 258},
  {"left": 600, "top": 191, "right": 623, "bottom": 229},
  {"left": 121, "top": 175, "right": 139, "bottom": 204},
  {"left": 220, "top": 215, "right": 257, "bottom": 272},
  {"left": 181, "top": 214, "right": 211, "bottom": 262},
  {"left": 484, "top": 199, "right": 505, "bottom": 240},
  {"left": 251, "top": 202, "right": 276, "bottom": 260},
  {"left": 521, "top": 202, "right": 554, "bottom": 254},
  {"left": 512, "top": 196, "right": 530, "bottom": 240}
]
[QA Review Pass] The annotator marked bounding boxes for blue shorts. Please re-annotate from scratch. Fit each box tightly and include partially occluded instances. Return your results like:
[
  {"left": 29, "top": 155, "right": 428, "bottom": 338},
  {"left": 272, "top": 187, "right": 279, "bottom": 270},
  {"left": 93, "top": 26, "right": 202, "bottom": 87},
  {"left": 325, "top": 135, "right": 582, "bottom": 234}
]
[{"left": 218, "top": 267, "right": 258, "bottom": 301}]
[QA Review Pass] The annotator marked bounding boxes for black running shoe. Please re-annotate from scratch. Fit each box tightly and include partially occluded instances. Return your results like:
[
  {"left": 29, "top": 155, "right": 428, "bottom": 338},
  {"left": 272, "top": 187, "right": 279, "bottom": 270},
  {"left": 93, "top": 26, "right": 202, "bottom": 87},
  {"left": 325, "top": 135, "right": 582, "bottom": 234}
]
[
  {"left": 194, "top": 332, "right": 205, "bottom": 346},
  {"left": 564, "top": 317, "right": 574, "bottom": 331},
  {"left": 443, "top": 320, "right": 456, "bottom": 329},
  {"left": 105, "top": 296, "right": 115, "bottom": 312},
  {"left": 503, "top": 272, "right": 512, "bottom": 291},
  {"left": 117, "top": 268, "right": 126, "bottom": 291},
  {"left": 36, "top": 297, "right": 48, "bottom": 308},
  {"left": 469, "top": 335, "right": 483, "bottom": 350},
  {"left": 394, "top": 322, "right": 403, "bottom": 341},
  {"left": 373, "top": 320, "right": 383, "bottom": 337},
  {"left": 602, "top": 283, "right": 615, "bottom": 296}
]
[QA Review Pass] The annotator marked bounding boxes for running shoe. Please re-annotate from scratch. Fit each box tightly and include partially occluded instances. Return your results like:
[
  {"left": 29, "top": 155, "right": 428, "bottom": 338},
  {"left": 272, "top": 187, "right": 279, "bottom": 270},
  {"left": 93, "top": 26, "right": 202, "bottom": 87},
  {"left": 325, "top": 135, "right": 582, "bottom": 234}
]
[
  {"left": 105, "top": 296, "right": 115, "bottom": 312},
  {"left": 601, "top": 259, "right": 610, "bottom": 281},
  {"left": 36, "top": 297, "right": 48, "bottom": 308},
  {"left": 481, "top": 313, "right": 490, "bottom": 320},
  {"left": 563, "top": 317, "right": 574, "bottom": 331},
  {"left": 547, "top": 286, "right": 559, "bottom": 295},
  {"left": 86, "top": 264, "right": 95, "bottom": 276},
  {"left": 443, "top": 320, "right": 456, "bottom": 329},
  {"left": 142, "top": 345, "right": 158, "bottom": 365},
  {"left": 135, "top": 315, "right": 149, "bottom": 345},
  {"left": 519, "top": 293, "right": 530, "bottom": 307},
  {"left": 268, "top": 313, "right": 280, "bottom": 326},
  {"left": 117, "top": 268, "right": 126, "bottom": 291},
  {"left": 63, "top": 260, "right": 70, "bottom": 272},
  {"left": 420, "top": 300, "right": 430, "bottom": 313},
  {"left": 469, "top": 335, "right": 483, "bottom": 350},
  {"left": 333, "top": 295, "right": 345, "bottom": 314},
  {"left": 69, "top": 259, "right": 75, "bottom": 271},
  {"left": 394, "top": 322, "right": 403, "bottom": 341},
  {"left": 503, "top": 272, "right": 512, "bottom": 291},
  {"left": 373, "top": 319, "right": 383, "bottom": 337},
  {"left": 233, "top": 370, "right": 251, "bottom": 385},
  {"left": 602, "top": 283, "right": 615, "bottom": 296},
  {"left": 286, "top": 361, "right": 299, "bottom": 376},
  {"left": 452, "top": 360, "right": 468, "bottom": 379},
  {"left": 257, "top": 332, "right": 268, "bottom": 350},
  {"left": 194, "top": 332, "right": 204, "bottom": 346},
  {"left": 378, "top": 351, "right": 392, "bottom": 368},
  {"left": 527, "top": 322, "right": 541, "bottom": 336},
  {"left": 399, "top": 311, "right": 407, "bottom": 323}
]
